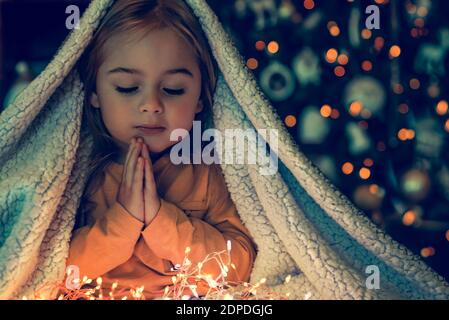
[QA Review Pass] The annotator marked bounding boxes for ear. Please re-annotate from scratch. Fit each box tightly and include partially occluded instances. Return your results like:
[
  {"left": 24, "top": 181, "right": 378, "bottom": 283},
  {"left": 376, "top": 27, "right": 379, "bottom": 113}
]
[
  {"left": 90, "top": 92, "right": 100, "bottom": 109},
  {"left": 195, "top": 100, "right": 204, "bottom": 114}
]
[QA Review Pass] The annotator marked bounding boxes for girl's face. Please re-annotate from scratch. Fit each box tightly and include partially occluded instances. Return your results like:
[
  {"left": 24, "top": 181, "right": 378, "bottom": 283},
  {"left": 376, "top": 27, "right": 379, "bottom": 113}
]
[{"left": 91, "top": 27, "right": 203, "bottom": 160}]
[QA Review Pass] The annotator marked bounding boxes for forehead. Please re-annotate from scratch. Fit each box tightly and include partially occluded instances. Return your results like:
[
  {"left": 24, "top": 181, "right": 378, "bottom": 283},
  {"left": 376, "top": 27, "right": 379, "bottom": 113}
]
[{"left": 100, "top": 27, "right": 199, "bottom": 73}]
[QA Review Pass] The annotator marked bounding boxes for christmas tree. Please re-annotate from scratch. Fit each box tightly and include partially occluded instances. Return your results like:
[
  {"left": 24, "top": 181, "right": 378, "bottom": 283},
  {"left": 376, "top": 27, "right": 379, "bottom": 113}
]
[{"left": 208, "top": 0, "right": 449, "bottom": 281}]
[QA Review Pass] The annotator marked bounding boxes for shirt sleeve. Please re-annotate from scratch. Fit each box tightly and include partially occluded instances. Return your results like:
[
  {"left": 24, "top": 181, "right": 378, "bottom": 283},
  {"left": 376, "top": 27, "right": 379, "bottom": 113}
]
[
  {"left": 137, "top": 164, "right": 258, "bottom": 284},
  {"left": 66, "top": 201, "right": 144, "bottom": 280}
]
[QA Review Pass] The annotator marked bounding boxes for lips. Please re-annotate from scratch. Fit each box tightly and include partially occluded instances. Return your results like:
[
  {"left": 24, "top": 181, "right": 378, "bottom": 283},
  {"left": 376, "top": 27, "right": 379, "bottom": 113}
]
[
  {"left": 136, "top": 125, "right": 166, "bottom": 135},
  {"left": 136, "top": 125, "right": 165, "bottom": 129}
]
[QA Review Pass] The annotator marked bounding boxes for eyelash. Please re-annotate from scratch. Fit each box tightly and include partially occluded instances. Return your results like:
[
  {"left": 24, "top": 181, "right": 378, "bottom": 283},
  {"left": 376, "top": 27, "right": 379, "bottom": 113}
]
[
  {"left": 115, "top": 86, "right": 138, "bottom": 94},
  {"left": 115, "top": 86, "right": 185, "bottom": 96},
  {"left": 164, "top": 88, "right": 185, "bottom": 96}
]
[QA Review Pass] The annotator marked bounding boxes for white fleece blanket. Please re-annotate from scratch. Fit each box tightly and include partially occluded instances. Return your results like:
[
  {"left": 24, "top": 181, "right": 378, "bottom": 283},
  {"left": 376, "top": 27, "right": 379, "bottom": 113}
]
[{"left": 1, "top": 0, "right": 448, "bottom": 299}]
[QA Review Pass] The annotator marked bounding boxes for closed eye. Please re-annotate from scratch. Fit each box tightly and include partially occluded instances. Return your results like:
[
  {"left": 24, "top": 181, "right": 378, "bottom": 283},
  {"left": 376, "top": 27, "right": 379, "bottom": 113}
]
[
  {"left": 115, "top": 86, "right": 138, "bottom": 94},
  {"left": 164, "top": 88, "right": 185, "bottom": 96}
]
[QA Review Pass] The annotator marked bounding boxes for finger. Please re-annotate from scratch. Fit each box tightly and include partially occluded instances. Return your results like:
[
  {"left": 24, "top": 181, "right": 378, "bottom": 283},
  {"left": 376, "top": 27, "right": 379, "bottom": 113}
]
[
  {"left": 133, "top": 156, "right": 144, "bottom": 193},
  {"left": 124, "top": 137, "right": 136, "bottom": 168},
  {"left": 141, "top": 142, "right": 150, "bottom": 161},
  {"left": 122, "top": 138, "right": 135, "bottom": 183},
  {"left": 143, "top": 144, "right": 155, "bottom": 184},
  {"left": 126, "top": 139, "right": 142, "bottom": 188},
  {"left": 144, "top": 158, "right": 157, "bottom": 193},
  {"left": 143, "top": 142, "right": 153, "bottom": 168}
]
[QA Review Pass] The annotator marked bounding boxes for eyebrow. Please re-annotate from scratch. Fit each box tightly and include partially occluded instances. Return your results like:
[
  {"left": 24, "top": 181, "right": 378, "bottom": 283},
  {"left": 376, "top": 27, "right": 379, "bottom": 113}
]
[{"left": 107, "top": 67, "right": 194, "bottom": 77}]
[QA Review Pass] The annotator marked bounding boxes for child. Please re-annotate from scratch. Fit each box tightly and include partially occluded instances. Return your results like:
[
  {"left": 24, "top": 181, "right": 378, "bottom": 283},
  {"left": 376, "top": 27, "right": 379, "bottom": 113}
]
[{"left": 66, "top": 0, "right": 257, "bottom": 299}]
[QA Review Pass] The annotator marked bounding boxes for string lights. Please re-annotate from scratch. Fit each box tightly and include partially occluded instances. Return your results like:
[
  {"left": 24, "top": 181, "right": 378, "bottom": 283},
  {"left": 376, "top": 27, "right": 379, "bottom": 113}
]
[{"left": 23, "top": 241, "right": 291, "bottom": 301}]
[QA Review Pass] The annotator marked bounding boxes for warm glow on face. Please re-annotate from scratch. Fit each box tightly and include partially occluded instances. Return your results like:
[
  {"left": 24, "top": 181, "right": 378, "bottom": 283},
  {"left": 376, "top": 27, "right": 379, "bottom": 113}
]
[{"left": 93, "top": 28, "right": 203, "bottom": 156}]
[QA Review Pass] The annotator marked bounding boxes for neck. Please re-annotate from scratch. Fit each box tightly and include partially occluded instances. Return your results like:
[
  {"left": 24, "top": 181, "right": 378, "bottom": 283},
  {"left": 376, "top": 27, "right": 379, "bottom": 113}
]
[
  {"left": 113, "top": 146, "right": 171, "bottom": 166},
  {"left": 150, "top": 150, "right": 165, "bottom": 163}
]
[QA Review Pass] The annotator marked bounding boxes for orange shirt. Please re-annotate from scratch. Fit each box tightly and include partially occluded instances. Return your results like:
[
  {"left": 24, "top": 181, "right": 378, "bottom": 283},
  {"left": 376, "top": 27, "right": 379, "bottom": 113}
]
[{"left": 66, "top": 153, "right": 258, "bottom": 299}]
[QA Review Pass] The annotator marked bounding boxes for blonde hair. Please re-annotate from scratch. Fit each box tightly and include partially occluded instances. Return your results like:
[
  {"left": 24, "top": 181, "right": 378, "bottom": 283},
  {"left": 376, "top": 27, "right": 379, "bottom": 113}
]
[{"left": 75, "top": 0, "right": 217, "bottom": 227}]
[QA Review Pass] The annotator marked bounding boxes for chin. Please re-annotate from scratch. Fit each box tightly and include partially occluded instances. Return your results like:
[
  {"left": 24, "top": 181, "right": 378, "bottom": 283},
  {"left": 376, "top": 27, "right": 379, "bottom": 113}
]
[{"left": 144, "top": 141, "right": 171, "bottom": 154}]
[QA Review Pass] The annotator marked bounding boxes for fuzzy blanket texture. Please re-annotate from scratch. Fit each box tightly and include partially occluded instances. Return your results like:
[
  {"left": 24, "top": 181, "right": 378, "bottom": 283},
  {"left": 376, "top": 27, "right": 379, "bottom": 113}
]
[{"left": 1, "top": 0, "right": 448, "bottom": 299}]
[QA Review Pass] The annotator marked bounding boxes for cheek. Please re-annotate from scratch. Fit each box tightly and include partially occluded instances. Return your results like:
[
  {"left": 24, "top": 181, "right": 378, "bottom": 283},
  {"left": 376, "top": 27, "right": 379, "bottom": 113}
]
[
  {"left": 97, "top": 95, "right": 132, "bottom": 132},
  {"left": 167, "top": 100, "right": 199, "bottom": 129}
]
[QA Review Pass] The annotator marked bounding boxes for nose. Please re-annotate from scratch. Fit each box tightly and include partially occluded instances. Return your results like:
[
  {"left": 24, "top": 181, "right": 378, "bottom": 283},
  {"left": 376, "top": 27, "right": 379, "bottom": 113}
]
[{"left": 139, "top": 93, "right": 163, "bottom": 114}]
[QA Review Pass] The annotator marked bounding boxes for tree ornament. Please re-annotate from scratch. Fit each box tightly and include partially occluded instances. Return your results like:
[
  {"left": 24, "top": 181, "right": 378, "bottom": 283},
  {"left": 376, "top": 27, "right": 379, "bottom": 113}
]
[
  {"left": 297, "top": 105, "right": 330, "bottom": 144},
  {"left": 400, "top": 168, "right": 431, "bottom": 202},
  {"left": 259, "top": 61, "right": 296, "bottom": 101},
  {"left": 343, "top": 76, "right": 386, "bottom": 118},
  {"left": 292, "top": 47, "right": 322, "bottom": 86},
  {"left": 353, "top": 184, "right": 385, "bottom": 211}
]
